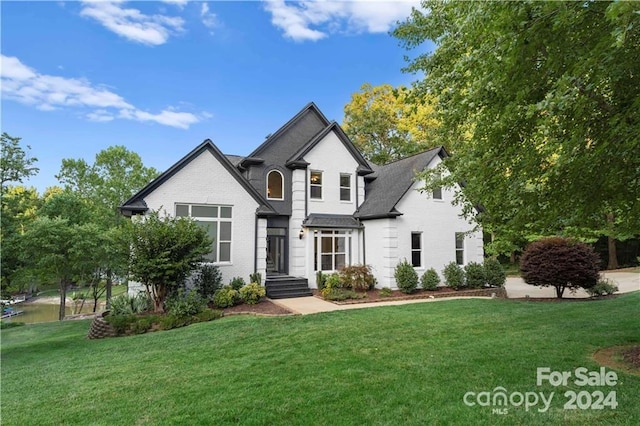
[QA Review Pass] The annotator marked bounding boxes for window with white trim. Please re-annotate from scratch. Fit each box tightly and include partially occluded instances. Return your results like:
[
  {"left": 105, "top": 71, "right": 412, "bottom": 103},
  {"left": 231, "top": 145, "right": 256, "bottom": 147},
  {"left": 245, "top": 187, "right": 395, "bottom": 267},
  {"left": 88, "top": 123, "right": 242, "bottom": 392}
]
[
  {"left": 313, "top": 230, "right": 351, "bottom": 271},
  {"left": 339, "top": 173, "right": 351, "bottom": 201},
  {"left": 411, "top": 232, "right": 422, "bottom": 267},
  {"left": 267, "top": 170, "right": 284, "bottom": 200},
  {"left": 176, "top": 204, "right": 232, "bottom": 263},
  {"left": 310, "top": 170, "right": 323, "bottom": 199},
  {"left": 455, "top": 232, "right": 465, "bottom": 265},
  {"left": 432, "top": 173, "right": 442, "bottom": 200}
]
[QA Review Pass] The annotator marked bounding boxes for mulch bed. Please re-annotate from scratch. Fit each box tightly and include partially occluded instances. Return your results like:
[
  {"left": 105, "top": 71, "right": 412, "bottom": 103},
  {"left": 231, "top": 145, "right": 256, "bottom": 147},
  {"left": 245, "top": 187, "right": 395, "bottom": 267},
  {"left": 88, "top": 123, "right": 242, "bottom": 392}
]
[
  {"left": 510, "top": 295, "right": 619, "bottom": 302},
  {"left": 313, "top": 286, "right": 506, "bottom": 305},
  {"left": 592, "top": 344, "right": 640, "bottom": 376},
  {"left": 623, "top": 346, "right": 640, "bottom": 369},
  {"left": 222, "top": 299, "right": 293, "bottom": 316}
]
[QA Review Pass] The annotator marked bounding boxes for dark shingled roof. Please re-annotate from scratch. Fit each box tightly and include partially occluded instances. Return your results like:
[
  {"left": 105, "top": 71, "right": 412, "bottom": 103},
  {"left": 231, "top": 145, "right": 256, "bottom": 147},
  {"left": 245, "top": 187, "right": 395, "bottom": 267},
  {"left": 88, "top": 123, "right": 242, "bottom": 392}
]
[
  {"left": 356, "top": 147, "right": 447, "bottom": 220},
  {"left": 224, "top": 155, "right": 244, "bottom": 167},
  {"left": 119, "top": 140, "right": 277, "bottom": 217},
  {"left": 302, "top": 214, "right": 363, "bottom": 229}
]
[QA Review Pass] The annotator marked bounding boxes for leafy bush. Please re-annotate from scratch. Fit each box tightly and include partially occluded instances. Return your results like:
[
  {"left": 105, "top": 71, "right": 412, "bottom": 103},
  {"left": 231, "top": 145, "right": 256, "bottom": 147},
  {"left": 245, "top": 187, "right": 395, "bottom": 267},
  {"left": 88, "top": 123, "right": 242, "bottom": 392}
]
[
  {"left": 324, "top": 273, "right": 343, "bottom": 290},
  {"left": 249, "top": 272, "right": 262, "bottom": 284},
  {"left": 520, "top": 237, "right": 600, "bottom": 298},
  {"left": 464, "top": 262, "right": 486, "bottom": 289},
  {"left": 164, "top": 290, "right": 206, "bottom": 317},
  {"left": 194, "top": 309, "right": 223, "bottom": 322},
  {"left": 484, "top": 258, "right": 506, "bottom": 288},
  {"left": 443, "top": 262, "right": 466, "bottom": 290},
  {"left": 316, "top": 271, "right": 327, "bottom": 291},
  {"left": 586, "top": 278, "right": 619, "bottom": 297},
  {"left": 229, "top": 277, "right": 246, "bottom": 291},
  {"left": 239, "top": 283, "right": 266, "bottom": 305},
  {"left": 130, "top": 316, "right": 156, "bottom": 334},
  {"left": 0, "top": 321, "right": 25, "bottom": 330},
  {"left": 394, "top": 259, "right": 418, "bottom": 293},
  {"left": 105, "top": 314, "right": 137, "bottom": 334},
  {"left": 193, "top": 264, "right": 222, "bottom": 301},
  {"left": 109, "top": 293, "right": 152, "bottom": 316},
  {"left": 339, "top": 265, "right": 376, "bottom": 291},
  {"left": 213, "top": 286, "right": 240, "bottom": 308},
  {"left": 420, "top": 268, "right": 440, "bottom": 291},
  {"left": 379, "top": 287, "right": 393, "bottom": 297},
  {"left": 321, "top": 288, "right": 366, "bottom": 301}
]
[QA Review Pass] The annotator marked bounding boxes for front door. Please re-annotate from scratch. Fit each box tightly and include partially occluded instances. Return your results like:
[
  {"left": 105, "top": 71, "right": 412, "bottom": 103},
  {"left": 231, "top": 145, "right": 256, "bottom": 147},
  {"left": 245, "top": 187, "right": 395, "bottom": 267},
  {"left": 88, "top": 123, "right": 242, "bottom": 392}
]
[{"left": 266, "top": 228, "right": 287, "bottom": 274}]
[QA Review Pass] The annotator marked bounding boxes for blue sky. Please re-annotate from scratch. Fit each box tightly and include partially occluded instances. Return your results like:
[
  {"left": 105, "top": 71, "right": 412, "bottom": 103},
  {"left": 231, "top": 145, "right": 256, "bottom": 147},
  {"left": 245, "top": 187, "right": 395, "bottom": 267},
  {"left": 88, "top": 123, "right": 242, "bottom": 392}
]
[{"left": 2, "top": 1, "right": 432, "bottom": 193}]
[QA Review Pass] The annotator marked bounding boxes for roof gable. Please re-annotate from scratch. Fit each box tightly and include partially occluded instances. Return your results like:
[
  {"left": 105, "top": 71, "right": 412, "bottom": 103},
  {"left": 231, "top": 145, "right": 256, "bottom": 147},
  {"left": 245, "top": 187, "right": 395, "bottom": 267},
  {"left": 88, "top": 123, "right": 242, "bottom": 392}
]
[
  {"left": 285, "top": 122, "right": 373, "bottom": 174},
  {"left": 356, "top": 147, "right": 447, "bottom": 219},
  {"left": 120, "top": 140, "right": 276, "bottom": 217}
]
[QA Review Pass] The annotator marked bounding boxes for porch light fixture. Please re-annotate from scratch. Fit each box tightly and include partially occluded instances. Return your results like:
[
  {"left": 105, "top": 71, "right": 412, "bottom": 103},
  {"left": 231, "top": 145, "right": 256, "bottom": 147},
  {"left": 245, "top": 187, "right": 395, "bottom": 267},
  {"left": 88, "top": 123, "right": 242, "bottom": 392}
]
[{"left": 299, "top": 228, "right": 304, "bottom": 239}]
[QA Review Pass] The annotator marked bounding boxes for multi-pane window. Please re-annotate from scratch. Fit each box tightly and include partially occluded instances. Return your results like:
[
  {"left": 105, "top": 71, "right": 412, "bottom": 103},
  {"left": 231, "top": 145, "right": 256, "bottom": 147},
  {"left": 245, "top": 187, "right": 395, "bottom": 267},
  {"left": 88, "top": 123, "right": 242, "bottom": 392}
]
[
  {"left": 267, "top": 170, "right": 284, "bottom": 200},
  {"left": 314, "top": 230, "right": 351, "bottom": 271},
  {"left": 411, "top": 232, "right": 422, "bottom": 267},
  {"left": 340, "top": 174, "right": 351, "bottom": 201},
  {"left": 455, "top": 232, "right": 465, "bottom": 265},
  {"left": 176, "top": 204, "right": 232, "bottom": 263},
  {"left": 310, "top": 170, "right": 323, "bottom": 199}
]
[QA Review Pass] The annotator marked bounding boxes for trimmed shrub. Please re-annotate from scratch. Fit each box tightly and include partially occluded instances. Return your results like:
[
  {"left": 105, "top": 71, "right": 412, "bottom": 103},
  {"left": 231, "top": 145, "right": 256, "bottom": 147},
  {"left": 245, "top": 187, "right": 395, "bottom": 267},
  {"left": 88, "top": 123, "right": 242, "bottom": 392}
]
[
  {"left": 443, "top": 262, "right": 466, "bottom": 290},
  {"left": 194, "top": 309, "right": 223, "bottom": 322},
  {"left": 105, "top": 314, "right": 137, "bottom": 334},
  {"left": 586, "top": 278, "right": 619, "bottom": 297},
  {"left": 321, "top": 288, "right": 366, "bottom": 301},
  {"left": 239, "top": 283, "right": 266, "bottom": 305},
  {"left": 339, "top": 265, "right": 376, "bottom": 291},
  {"left": 193, "top": 264, "right": 223, "bottom": 301},
  {"left": 316, "top": 271, "right": 327, "bottom": 291},
  {"left": 394, "top": 259, "right": 418, "bottom": 294},
  {"left": 379, "top": 287, "right": 393, "bottom": 297},
  {"left": 229, "top": 277, "right": 246, "bottom": 291},
  {"left": 213, "top": 286, "right": 240, "bottom": 308},
  {"left": 249, "top": 272, "right": 262, "bottom": 284},
  {"left": 484, "top": 258, "right": 506, "bottom": 288},
  {"left": 164, "top": 290, "right": 206, "bottom": 317},
  {"left": 464, "top": 262, "right": 486, "bottom": 289},
  {"left": 420, "top": 268, "right": 440, "bottom": 291},
  {"left": 520, "top": 237, "right": 600, "bottom": 298},
  {"left": 325, "top": 273, "right": 343, "bottom": 290},
  {"left": 110, "top": 293, "right": 152, "bottom": 316}
]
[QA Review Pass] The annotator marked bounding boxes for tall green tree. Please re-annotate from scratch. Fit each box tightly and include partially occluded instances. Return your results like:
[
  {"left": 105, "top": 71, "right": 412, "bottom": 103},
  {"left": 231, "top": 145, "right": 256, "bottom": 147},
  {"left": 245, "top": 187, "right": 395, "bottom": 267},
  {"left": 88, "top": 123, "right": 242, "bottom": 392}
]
[
  {"left": 125, "top": 212, "right": 211, "bottom": 313},
  {"left": 394, "top": 1, "right": 640, "bottom": 268},
  {"left": 342, "top": 83, "right": 439, "bottom": 165},
  {"left": 56, "top": 146, "right": 159, "bottom": 304},
  {"left": 0, "top": 133, "right": 39, "bottom": 195}
]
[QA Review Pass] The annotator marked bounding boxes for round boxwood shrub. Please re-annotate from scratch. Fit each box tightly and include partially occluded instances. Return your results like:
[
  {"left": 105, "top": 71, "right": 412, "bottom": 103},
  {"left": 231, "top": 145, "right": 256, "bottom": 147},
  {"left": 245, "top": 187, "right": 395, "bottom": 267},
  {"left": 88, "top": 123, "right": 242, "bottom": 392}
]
[
  {"left": 420, "top": 268, "right": 440, "bottom": 291},
  {"left": 520, "top": 237, "right": 600, "bottom": 298},
  {"left": 213, "top": 286, "right": 240, "bottom": 308},
  {"left": 394, "top": 259, "right": 418, "bottom": 293},
  {"left": 484, "top": 258, "right": 506, "bottom": 288},
  {"left": 239, "top": 283, "right": 266, "bottom": 305},
  {"left": 464, "top": 262, "right": 486, "bottom": 289},
  {"left": 443, "top": 262, "right": 466, "bottom": 290}
]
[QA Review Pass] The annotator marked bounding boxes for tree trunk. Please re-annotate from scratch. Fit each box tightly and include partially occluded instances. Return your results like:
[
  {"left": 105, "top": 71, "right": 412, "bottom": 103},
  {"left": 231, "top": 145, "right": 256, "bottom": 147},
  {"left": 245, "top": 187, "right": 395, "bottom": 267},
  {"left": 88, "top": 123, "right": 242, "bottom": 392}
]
[
  {"left": 59, "top": 280, "right": 67, "bottom": 321},
  {"left": 555, "top": 285, "right": 565, "bottom": 299},
  {"left": 606, "top": 213, "right": 619, "bottom": 270},
  {"left": 106, "top": 269, "right": 113, "bottom": 310}
]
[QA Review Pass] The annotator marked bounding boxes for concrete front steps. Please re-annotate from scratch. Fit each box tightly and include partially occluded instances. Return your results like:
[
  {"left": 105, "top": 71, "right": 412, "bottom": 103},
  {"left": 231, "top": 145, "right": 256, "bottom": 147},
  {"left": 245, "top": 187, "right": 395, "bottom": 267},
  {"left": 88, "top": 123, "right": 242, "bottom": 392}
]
[{"left": 265, "top": 275, "right": 312, "bottom": 299}]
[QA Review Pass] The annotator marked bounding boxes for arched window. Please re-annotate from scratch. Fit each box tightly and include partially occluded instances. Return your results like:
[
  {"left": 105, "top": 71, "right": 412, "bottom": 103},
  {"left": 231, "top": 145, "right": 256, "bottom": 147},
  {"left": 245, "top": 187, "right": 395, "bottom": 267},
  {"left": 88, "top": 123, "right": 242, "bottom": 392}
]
[{"left": 267, "top": 170, "right": 284, "bottom": 200}]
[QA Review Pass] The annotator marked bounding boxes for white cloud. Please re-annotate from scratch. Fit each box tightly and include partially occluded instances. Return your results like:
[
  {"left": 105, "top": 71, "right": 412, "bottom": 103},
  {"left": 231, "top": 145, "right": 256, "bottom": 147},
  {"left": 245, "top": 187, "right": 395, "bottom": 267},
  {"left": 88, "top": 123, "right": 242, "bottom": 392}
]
[
  {"left": 201, "top": 3, "right": 217, "bottom": 30},
  {"left": 1, "top": 55, "right": 204, "bottom": 129},
  {"left": 161, "top": 0, "right": 189, "bottom": 8},
  {"left": 80, "top": 0, "right": 185, "bottom": 45},
  {"left": 264, "top": 0, "right": 420, "bottom": 42}
]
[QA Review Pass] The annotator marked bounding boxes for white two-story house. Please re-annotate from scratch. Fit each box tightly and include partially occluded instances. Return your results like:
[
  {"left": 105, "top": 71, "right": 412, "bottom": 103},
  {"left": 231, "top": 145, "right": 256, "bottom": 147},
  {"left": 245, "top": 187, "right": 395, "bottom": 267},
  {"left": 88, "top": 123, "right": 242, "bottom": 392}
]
[{"left": 121, "top": 103, "right": 483, "bottom": 298}]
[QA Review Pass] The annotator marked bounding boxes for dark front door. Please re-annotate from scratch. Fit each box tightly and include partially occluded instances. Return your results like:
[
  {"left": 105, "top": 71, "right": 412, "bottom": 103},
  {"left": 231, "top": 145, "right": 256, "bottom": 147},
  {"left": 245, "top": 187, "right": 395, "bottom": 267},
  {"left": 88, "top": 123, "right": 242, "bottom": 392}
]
[{"left": 266, "top": 228, "right": 287, "bottom": 274}]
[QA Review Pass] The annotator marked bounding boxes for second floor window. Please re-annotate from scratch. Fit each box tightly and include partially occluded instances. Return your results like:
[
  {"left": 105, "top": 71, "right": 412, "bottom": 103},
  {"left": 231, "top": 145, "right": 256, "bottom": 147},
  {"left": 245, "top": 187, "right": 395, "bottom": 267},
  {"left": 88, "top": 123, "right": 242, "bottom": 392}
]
[
  {"left": 310, "top": 170, "right": 322, "bottom": 199},
  {"left": 267, "top": 170, "right": 284, "bottom": 200},
  {"left": 340, "top": 174, "right": 351, "bottom": 201}
]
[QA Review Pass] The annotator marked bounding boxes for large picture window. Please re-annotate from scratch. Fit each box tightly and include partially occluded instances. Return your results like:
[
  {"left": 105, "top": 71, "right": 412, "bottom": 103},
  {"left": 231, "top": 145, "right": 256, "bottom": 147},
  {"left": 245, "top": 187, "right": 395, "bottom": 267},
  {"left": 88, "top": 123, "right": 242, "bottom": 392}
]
[
  {"left": 310, "top": 170, "right": 323, "bottom": 199},
  {"left": 176, "top": 203, "right": 232, "bottom": 263},
  {"left": 455, "top": 232, "right": 465, "bottom": 265},
  {"left": 314, "top": 230, "right": 351, "bottom": 271},
  {"left": 267, "top": 170, "right": 284, "bottom": 200}
]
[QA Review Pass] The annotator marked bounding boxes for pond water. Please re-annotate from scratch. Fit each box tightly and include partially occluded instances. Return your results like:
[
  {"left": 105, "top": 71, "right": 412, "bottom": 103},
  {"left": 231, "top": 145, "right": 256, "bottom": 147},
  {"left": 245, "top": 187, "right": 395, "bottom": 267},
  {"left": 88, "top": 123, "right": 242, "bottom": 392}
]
[{"left": 7, "top": 303, "right": 102, "bottom": 324}]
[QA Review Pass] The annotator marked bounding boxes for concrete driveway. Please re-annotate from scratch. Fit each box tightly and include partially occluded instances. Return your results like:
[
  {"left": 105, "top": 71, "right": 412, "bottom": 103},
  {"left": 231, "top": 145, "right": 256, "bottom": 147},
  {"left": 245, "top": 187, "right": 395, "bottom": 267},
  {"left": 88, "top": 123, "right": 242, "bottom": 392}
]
[{"left": 505, "top": 270, "right": 640, "bottom": 298}]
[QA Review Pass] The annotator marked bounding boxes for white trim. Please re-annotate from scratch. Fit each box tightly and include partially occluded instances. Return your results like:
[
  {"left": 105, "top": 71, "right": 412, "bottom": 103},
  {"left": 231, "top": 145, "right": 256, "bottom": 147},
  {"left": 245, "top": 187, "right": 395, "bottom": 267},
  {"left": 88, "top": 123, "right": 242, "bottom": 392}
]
[
  {"left": 309, "top": 170, "right": 323, "bottom": 201},
  {"left": 266, "top": 169, "right": 284, "bottom": 200}
]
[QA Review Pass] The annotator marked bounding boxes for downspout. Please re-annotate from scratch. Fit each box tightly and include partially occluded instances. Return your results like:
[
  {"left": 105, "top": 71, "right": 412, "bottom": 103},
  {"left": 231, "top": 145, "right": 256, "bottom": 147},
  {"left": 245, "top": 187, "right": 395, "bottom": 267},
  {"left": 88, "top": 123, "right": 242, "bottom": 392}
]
[{"left": 253, "top": 214, "right": 258, "bottom": 274}]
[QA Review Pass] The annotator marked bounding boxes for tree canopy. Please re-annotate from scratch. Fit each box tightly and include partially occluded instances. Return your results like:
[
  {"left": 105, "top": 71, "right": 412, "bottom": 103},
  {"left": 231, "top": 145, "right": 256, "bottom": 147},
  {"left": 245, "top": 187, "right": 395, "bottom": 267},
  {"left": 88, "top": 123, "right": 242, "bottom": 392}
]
[
  {"left": 0, "top": 133, "right": 39, "bottom": 195},
  {"left": 394, "top": 1, "right": 640, "bottom": 262},
  {"left": 342, "top": 83, "right": 439, "bottom": 165}
]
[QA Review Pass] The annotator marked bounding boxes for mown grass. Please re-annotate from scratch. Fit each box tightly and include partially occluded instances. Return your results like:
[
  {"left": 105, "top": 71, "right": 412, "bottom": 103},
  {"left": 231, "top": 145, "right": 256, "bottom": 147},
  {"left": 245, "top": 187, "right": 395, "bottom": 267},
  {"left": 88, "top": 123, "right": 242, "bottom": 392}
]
[{"left": 2, "top": 293, "right": 639, "bottom": 425}]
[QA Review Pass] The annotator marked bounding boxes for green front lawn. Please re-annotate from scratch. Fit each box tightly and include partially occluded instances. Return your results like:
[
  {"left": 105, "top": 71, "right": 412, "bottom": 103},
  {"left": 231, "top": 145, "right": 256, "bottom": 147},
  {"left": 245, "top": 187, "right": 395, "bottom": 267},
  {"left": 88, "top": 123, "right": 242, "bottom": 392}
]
[{"left": 2, "top": 293, "right": 639, "bottom": 425}]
